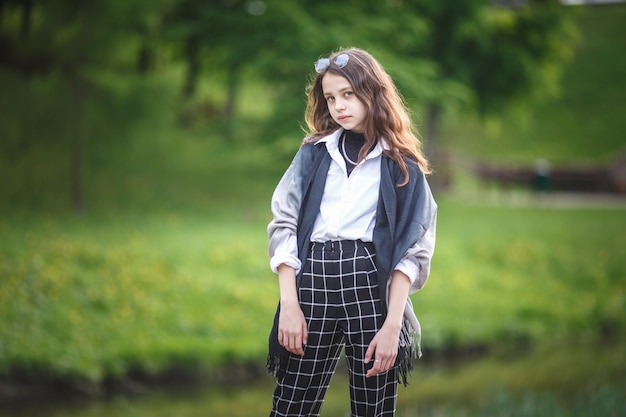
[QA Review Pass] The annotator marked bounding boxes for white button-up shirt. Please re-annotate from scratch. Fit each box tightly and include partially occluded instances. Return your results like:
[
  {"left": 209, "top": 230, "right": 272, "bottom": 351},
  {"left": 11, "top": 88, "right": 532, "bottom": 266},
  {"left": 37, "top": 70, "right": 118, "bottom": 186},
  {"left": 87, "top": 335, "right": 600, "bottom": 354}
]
[
  {"left": 310, "top": 131, "right": 381, "bottom": 243},
  {"left": 270, "top": 130, "right": 421, "bottom": 285}
]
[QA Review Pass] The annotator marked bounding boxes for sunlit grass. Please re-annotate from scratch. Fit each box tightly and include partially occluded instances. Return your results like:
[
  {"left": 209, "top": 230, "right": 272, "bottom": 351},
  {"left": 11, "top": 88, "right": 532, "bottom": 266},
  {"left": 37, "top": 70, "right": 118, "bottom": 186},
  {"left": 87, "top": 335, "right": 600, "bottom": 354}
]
[
  {"left": 1, "top": 193, "right": 624, "bottom": 384},
  {"left": 0, "top": 210, "right": 275, "bottom": 379},
  {"left": 420, "top": 201, "right": 626, "bottom": 351}
]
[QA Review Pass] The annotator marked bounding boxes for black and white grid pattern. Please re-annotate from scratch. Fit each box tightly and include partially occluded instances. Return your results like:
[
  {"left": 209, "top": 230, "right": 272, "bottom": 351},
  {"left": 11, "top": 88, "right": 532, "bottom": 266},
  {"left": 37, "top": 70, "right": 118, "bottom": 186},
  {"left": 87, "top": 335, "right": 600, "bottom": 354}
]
[{"left": 270, "top": 240, "right": 399, "bottom": 417}]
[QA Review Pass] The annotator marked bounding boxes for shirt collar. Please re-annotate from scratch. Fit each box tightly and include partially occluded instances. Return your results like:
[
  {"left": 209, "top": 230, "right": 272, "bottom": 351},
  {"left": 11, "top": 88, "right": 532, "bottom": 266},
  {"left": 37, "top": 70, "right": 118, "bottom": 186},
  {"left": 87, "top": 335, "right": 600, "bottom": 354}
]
[{"left": 315, "top": 129, "right": 388, "bottom": 159}]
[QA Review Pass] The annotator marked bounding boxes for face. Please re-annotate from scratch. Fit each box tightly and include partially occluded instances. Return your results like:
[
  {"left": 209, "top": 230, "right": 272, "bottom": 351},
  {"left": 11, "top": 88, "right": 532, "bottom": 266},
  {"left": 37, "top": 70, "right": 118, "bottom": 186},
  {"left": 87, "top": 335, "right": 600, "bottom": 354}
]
[{"left": 321, "top": 72, "right": 367, "bottom": 133}]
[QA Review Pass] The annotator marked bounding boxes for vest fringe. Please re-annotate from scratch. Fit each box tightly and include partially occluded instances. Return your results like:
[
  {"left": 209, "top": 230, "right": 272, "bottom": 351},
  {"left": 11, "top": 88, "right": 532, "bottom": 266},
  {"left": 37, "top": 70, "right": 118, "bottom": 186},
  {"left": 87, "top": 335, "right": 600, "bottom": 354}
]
[
  {"left": 397, "top": 317, "right": 420, "bottom": 387},
  {"left": 266, "top": 354, "right": 287, "bottom": 379}
]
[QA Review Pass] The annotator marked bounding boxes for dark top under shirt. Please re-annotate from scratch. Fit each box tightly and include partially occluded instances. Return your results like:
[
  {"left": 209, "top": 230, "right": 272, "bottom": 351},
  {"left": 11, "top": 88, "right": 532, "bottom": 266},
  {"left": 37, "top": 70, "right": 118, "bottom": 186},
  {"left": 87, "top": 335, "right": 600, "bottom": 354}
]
[{"left": 339, "top": 130, "right": 366, "bottom": 176}]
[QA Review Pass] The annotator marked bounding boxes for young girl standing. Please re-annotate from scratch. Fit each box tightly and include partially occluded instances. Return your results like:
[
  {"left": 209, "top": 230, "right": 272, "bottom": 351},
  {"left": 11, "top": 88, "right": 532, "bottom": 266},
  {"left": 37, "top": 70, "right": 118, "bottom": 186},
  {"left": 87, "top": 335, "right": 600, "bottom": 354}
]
[{"left": 266, "top": 48, "right": 437, "bottom": 417}]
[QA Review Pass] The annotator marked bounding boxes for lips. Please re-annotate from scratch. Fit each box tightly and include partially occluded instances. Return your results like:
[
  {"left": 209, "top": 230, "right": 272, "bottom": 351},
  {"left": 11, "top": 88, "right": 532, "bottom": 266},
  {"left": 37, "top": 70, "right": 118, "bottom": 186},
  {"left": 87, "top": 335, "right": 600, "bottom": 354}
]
[{"left": 338, "top": 116, "right": 350, "bottom": 122}]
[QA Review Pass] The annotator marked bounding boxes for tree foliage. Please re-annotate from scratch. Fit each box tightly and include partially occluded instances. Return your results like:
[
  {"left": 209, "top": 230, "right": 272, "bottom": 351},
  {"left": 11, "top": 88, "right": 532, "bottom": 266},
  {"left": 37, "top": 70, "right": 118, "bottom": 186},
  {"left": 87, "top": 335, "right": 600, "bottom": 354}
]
[
  {"left": 0, "top": 0, "right": 578, "bottom": 210},
  {"left": 377, "top": 0, "right": 577, "bottom": 185}
]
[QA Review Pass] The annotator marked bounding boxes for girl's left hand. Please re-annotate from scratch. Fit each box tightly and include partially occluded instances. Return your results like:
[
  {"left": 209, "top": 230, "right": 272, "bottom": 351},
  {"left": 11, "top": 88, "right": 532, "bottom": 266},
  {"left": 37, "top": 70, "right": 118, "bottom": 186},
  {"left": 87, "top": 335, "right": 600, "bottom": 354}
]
[{"left": 364, "top": 325, "right": 400, "bottom": 378}]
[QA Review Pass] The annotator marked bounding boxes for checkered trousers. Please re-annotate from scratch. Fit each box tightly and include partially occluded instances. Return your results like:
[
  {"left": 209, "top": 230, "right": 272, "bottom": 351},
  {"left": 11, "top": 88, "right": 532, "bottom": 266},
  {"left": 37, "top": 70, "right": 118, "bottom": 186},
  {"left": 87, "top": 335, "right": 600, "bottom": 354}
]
[{"left": 270, "top": 240, "right": 399, "bottom": 417}]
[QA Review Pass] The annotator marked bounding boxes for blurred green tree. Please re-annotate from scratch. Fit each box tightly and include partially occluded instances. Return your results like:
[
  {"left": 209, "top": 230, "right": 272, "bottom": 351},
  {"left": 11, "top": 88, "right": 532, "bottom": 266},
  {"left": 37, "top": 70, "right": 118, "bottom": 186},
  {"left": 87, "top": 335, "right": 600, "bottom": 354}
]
[
  {"left": 0, "top": 0, "right": 170, "bottom": 212},
  {"left": 382, "top": 0, "right": 577, "bottom": 187},
  {"left": 162, "top": 0, "right": 344, "bottom": 139},
  {"left": 0, "top": 0, "right": 578, "bottom": 210},
  {"left": 199, "top": 0, "right": 575, "bottom": 182}
]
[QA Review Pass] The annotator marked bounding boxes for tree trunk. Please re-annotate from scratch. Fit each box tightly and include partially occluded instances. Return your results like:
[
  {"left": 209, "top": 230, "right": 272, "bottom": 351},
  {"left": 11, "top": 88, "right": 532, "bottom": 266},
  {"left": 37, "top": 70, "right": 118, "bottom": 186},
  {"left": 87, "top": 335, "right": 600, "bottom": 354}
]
[
  {"left": 425, "top": 103, "right": 450, "bottom": 191},
  {"left": 182, "top": 36, "right": 200, "bottom": 99},
  {"left": 71, "top": 129, "right": 85, "bottom": 214},
  {"left": 20, "top": 0, "right": 33, "bottom": 38},
  {"left": 70, "top": 72, "right": 85, "bottom": 214},
  {"left": 425, "top": 103, "right": 440, "bottom": 164},
  {"left": 137, "top": 40, "right": 153, "bottom": 74},
  {"left": 223, "top": 62, "right": 239, "bottom": 140}
]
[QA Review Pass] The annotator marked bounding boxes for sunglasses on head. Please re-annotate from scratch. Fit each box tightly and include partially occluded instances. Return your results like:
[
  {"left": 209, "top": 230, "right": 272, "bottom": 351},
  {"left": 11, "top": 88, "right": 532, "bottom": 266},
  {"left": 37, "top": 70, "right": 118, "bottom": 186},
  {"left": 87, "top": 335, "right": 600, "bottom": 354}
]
[{"left": 314, "top": 53, "right": 350, "bottom": 73}]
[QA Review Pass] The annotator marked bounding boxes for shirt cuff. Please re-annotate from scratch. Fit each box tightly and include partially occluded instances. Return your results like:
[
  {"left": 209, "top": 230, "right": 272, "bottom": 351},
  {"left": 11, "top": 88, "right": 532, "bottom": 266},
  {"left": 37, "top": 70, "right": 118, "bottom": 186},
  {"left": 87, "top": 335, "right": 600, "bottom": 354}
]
[
  {"left": 270, "top": 254, "right": 301, "bottom": 274},
  {"left": 269, "top": 233, "right": 301, "bottom": 274},
  {"left": 394, "top": 257, "right": 419, "bottom": 286}
]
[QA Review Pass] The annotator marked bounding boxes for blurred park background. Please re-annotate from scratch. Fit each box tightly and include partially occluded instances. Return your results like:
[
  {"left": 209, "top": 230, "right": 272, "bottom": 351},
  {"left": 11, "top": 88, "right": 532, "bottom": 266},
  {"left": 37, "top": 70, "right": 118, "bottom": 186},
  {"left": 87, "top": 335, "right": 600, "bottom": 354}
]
[{"left": 1, "top": 0, "right": 625, "bottom": 416}]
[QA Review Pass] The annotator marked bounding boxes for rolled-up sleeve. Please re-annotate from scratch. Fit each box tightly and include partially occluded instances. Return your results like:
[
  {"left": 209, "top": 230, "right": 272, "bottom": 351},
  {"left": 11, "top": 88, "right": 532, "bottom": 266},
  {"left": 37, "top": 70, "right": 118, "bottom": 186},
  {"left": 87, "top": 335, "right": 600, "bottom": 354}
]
[
  {"left": 267, "top": 149, "right": 304, "bottom": 274},
  {"left": 394, "top": 209, "right": 437, "bottom": 294}
]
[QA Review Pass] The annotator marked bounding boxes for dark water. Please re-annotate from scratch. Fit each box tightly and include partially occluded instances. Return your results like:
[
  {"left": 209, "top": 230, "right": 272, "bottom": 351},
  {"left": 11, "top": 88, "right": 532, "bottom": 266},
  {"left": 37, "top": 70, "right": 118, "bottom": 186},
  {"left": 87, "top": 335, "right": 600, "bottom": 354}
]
[
  {"left": 2, "top": 343, "right": 625, "bottom": 417},
  {"left": 1, "top": 378, "right": 281, "bottom": 417}
]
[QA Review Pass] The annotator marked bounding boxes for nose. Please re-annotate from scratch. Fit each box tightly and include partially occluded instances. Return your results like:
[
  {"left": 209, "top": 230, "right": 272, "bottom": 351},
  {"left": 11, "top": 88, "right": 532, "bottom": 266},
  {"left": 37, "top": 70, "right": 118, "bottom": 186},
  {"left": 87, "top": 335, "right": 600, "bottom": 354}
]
[{"left": 334, "top": 97, "right": 346, "bottom": 110}]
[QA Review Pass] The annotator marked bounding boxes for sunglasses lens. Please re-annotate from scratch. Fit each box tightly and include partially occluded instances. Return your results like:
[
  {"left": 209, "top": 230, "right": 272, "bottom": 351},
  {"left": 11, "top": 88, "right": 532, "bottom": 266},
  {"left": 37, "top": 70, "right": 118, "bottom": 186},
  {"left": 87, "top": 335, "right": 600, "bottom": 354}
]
[
  {"left": 334, "top": 54, "right": 349, "bottom": 68},
  {"left": 314, "top": 58, "right": 330, "bottom": 73},
  {"left": 314, "top": 54, "right": 351, "bottom": 73}
]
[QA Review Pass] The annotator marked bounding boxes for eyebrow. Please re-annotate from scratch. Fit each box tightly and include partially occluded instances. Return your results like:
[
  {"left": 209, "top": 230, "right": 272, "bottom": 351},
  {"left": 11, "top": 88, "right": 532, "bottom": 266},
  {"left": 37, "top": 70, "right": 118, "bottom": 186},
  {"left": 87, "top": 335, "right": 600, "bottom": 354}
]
[{"left": 323, "top": 86, "right": 352, "bottom": 97}]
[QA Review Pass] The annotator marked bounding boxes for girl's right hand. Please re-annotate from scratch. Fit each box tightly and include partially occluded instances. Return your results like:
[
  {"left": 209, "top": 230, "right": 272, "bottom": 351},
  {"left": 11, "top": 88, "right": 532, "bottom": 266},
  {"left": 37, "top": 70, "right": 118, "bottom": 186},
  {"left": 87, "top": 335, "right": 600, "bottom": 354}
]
[{"left": 278, "top": 300, "right": 308, "bottom": 356}]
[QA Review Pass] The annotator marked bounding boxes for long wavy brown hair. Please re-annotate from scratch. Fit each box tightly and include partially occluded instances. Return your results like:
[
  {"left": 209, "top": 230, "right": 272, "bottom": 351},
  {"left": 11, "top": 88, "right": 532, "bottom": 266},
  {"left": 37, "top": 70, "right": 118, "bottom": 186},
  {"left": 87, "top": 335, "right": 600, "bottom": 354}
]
[{"left": 304, "top": 47, "right": 431, "bottom": 185}]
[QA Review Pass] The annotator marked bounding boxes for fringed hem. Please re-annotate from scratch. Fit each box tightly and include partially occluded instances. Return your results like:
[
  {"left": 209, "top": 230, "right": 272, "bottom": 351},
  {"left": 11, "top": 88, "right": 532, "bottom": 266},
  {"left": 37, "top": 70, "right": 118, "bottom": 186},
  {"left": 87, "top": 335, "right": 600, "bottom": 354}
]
[
  {"left": 397, "top": 337, "right": 419, "bottom": 386},
  {"left": 266, "top": 354, "right": 288, "bottom": 379},
  {"left": 397, "top": 318, "right": 422, "bottom": 387}
]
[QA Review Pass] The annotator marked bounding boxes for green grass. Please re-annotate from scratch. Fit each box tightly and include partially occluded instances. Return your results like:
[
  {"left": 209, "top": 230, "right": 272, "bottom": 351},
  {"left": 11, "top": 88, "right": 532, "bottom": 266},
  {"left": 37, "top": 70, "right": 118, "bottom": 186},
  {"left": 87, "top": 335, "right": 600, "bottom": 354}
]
[
  {"left": 419, "top": 200, "right": 626, "bottom": 351},
  {"left": 0, "top": 210, "right": 276, "bottom": 380},
  {"left": 1, "top": 190, "right": 624, "bottom": 382}
]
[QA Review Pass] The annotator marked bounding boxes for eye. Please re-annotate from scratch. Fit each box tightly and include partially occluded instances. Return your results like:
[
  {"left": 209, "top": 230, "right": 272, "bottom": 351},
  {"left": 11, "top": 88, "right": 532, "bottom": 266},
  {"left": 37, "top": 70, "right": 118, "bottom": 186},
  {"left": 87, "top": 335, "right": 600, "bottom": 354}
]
[
  {"left": 344, "top": 91, "right": 354, "bottom": 98},
  {"left": 325, "top": 96, "right": 335, "bottom": 103}
]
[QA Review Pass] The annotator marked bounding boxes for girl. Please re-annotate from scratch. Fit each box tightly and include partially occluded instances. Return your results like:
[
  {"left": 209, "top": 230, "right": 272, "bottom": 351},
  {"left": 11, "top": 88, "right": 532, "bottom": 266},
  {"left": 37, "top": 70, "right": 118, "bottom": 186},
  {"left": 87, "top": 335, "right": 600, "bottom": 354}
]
[{"left": 266, "top": 47, "right": 437, "bottom": 417}]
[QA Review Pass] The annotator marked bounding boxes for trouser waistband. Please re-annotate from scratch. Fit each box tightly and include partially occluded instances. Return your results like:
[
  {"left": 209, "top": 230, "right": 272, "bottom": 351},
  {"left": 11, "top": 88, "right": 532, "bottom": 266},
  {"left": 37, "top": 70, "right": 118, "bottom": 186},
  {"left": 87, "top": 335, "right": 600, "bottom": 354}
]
[{"left": 309, "top": 239, "right": 374, "bottom": 252}]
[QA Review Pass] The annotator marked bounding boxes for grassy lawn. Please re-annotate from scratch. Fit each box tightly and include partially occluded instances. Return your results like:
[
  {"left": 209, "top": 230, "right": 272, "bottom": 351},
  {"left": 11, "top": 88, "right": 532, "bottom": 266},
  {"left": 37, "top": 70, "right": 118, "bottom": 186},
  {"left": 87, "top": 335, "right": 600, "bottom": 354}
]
[
  {"left": 1, "top": 191, "right": 624, "bottom": 382},
  {"left": 420, "top": 199, "right": 626, "bottom": 351}
]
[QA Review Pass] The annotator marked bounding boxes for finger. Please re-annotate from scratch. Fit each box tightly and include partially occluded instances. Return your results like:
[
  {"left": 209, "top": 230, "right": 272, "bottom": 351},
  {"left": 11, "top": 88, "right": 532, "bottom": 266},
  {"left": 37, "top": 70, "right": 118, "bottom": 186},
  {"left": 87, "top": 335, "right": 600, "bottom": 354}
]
[
  {"left": 383, "top": 355, "right": 397, "bottom": 372},
  {"left": 364, "top": 341, "right": 376, "bottom": 364},
  {"left": 298, "top": 335, "right": 307, "bottom": 356},
  {"left": 290, "top": 335, "right": 299, "bottom": 352},
  {"left": 366, "top": 359, "right": 382, "bottom": 378},
  {"left": 381, "top": 353, "right": 396, "bottom": 371},
  {"left": 294, "top": 339, "right": 304, "bottom": 356},
  {"left": 368, "top": 352, "right": 397, "bottom": 377},
  {"left": 301, "top": 322, "right": 308, "bottom": 346},
  {"left": 289, "top": 335, "right": 304, "bottom": 356},
  {"left": 283, "top": 336, "right": 290, "bottom": 350}
]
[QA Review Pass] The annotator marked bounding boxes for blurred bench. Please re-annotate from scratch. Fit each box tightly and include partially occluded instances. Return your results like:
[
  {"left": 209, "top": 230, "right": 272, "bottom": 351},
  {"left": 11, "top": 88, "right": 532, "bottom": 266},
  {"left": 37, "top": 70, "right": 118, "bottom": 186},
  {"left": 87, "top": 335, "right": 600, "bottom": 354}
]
[{"left": 474, "top": 155, "right": 626, "bottom": 194}]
